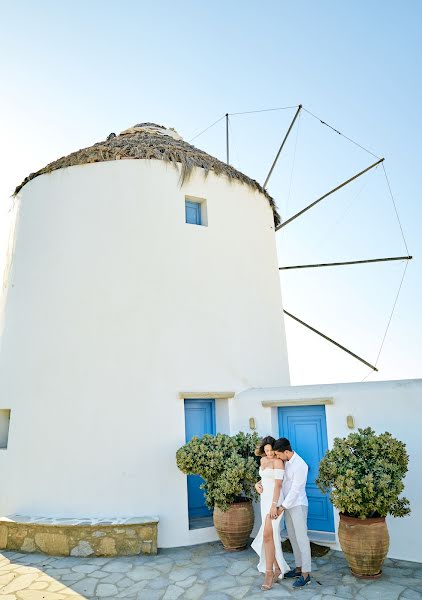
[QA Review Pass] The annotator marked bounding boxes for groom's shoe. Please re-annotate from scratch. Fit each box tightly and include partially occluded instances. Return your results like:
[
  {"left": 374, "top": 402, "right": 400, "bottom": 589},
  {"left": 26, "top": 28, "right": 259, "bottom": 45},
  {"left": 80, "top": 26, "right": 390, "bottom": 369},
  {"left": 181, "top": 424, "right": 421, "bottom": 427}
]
[
  {"left": 292, "top": 574, "right": 311, "bottom": 588},
  {"left": 284, "top": 568, "right": 302, "bottom": 578}
]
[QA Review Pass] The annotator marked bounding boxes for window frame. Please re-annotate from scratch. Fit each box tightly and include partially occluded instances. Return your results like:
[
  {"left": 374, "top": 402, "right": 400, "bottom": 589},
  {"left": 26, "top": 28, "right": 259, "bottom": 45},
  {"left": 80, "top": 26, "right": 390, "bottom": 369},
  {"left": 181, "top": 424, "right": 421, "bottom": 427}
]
[{"left": 185, "top": 196, "right": 208, "bottom": 226}]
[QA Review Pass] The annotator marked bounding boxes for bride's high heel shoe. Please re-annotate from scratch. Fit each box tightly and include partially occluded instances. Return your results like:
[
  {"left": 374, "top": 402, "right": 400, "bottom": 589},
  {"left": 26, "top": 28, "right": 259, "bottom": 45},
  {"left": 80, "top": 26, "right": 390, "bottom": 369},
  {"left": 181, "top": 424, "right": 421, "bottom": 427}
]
[
  {"left": 261, "top": 570, "right": 274, "bottom": 591},
  {"left": 273, "top": 567, "right": 282, "bottom": 583}
]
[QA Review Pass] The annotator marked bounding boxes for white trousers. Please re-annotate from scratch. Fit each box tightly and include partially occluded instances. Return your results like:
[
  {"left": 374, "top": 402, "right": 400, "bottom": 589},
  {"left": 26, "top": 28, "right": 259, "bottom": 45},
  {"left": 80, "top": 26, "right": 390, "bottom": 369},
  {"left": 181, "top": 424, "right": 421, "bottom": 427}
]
[{"left": 284, "top": 505, "right": 312, "bottom": 573}]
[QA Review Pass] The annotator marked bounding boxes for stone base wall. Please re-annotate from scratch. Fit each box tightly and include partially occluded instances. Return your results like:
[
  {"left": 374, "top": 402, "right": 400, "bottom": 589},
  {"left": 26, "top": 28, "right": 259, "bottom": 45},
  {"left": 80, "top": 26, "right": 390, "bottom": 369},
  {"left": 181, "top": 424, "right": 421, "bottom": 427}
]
[{"left": 0, "top": 516, "right": 158, "bottom": 556}]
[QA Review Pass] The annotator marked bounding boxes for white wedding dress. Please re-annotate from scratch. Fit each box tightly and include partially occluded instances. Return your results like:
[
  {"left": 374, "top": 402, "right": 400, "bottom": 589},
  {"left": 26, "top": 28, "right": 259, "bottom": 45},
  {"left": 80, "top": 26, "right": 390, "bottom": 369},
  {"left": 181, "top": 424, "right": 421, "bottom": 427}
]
[{"left": 251, "top": 467, "right": 289, "bottom": 578}]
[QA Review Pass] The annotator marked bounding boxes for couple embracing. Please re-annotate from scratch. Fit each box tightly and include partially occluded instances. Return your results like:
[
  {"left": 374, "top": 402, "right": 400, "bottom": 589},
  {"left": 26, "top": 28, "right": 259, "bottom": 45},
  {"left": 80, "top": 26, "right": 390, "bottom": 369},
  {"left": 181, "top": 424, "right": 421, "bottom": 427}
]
[{"left": 251, "top": 436, "right": 311, "bottom": 590}]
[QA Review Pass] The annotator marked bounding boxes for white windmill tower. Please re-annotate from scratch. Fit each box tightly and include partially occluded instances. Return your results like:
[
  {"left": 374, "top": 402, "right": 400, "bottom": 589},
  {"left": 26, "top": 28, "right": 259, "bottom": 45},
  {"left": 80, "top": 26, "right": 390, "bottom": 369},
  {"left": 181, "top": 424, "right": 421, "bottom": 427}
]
[{"left": 0, "top": 122, "right": 290, "bottom": 550}]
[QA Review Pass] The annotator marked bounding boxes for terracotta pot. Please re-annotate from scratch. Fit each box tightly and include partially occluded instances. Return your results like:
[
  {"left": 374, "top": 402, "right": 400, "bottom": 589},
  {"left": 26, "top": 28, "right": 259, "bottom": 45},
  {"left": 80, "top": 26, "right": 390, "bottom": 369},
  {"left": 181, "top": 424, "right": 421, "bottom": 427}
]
[
  {"left": 213, "top": 500, "right": 254, "bottom": 551},
  {"left": 338, "top": 513, "right": 390, "bottom": 578}
]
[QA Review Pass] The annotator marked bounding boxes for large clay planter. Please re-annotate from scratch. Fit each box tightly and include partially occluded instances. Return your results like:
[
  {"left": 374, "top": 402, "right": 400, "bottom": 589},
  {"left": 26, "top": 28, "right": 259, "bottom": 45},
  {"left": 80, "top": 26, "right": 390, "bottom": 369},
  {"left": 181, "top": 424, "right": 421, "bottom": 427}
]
[
  {"left": 338, "top": 513, "right": 390, "bottom": 578},
  {"left": 213, "top": 500, "right": 254, "bottom": 551}
]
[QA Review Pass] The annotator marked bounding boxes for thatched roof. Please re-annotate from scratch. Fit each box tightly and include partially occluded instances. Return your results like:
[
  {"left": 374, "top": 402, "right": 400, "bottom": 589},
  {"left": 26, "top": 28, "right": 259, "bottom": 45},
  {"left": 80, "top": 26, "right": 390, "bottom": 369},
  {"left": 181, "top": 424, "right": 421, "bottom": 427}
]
[{"left": 14, "top": 123, "right": 280, "bottom": 227}]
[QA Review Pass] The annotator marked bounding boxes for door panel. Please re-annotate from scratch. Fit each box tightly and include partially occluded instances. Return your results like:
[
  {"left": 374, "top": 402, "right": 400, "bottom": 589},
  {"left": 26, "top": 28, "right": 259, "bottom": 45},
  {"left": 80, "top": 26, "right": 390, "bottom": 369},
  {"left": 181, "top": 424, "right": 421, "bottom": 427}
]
[
  {"left": 184, "top": 400, "right": 216, "bottom": 518},
  {"left": 278, "top": 405, "right": 334, "bottom": 532}
]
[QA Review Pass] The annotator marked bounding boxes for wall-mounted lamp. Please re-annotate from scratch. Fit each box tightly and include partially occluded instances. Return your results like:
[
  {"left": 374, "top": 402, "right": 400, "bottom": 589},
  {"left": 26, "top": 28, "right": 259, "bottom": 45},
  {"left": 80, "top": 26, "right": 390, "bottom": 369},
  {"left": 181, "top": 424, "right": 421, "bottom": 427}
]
[
  {"left": 249, "top": 417, "right": 256, "bottom": 430},
  {"left": 346, "top": 415, "right": 355, "bottom": 429}
]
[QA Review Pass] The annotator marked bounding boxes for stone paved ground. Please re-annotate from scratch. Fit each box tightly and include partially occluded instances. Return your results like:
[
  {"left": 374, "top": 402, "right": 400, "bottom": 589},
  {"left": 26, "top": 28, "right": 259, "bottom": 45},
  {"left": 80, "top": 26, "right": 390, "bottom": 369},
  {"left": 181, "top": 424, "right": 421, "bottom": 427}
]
[{"left": 1, "top": 541, "right": 421, "bottom": 600}]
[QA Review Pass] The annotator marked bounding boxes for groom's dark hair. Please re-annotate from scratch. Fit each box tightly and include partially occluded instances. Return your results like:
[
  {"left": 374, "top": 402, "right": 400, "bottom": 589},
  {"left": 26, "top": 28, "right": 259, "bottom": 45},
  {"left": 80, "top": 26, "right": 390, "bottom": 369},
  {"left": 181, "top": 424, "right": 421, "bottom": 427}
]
[{"left": 274, "top": 437, "right": 292, "bottom": 452}]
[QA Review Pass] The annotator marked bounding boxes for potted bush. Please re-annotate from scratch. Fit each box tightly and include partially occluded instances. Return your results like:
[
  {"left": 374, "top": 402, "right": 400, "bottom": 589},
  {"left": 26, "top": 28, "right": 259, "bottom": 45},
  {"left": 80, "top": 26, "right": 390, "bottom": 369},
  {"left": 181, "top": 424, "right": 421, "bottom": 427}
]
[
  {"left": 176, "top": 432, "right": 260, "bottom": 550},
  {"left": 316, "top": 427, "right": 410, "bottom": 578}
]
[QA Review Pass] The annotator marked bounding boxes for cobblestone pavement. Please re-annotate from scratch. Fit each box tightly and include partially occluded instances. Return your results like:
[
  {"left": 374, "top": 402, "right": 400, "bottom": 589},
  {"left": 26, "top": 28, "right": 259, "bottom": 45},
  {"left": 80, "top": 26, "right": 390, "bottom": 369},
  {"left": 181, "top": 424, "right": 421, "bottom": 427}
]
[{"left": 1, "top": 542, "right": 422, "bottom": 600}]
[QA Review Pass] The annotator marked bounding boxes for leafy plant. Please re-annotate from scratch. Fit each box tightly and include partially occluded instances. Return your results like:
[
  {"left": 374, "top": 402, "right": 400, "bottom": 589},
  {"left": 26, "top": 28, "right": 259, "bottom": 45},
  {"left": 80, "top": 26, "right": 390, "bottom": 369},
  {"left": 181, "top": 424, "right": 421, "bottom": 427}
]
[
  {"left": 316, "top": 427, "right": 410, "bottom": 519},
  {"left": 176, "top": 432, "right": 260, "bottom": 511}
]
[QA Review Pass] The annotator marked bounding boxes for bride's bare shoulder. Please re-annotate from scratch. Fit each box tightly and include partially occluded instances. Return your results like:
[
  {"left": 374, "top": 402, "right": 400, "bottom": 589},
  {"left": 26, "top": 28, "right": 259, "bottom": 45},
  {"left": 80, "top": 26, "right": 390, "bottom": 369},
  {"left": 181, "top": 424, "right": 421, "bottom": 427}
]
[{"left": 273, "top": 458, "right": 284, "bottom": 469}]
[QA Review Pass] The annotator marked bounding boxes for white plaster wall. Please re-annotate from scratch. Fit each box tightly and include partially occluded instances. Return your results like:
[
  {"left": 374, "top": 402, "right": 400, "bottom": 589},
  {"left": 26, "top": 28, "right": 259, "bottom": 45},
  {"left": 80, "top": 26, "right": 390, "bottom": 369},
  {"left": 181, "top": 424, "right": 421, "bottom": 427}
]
[
  {"left": 0, "top": 159, "right": 290, "bottom": 548},
  {"left": 233, "top": 378, "right": 422, "bottom": 562}
]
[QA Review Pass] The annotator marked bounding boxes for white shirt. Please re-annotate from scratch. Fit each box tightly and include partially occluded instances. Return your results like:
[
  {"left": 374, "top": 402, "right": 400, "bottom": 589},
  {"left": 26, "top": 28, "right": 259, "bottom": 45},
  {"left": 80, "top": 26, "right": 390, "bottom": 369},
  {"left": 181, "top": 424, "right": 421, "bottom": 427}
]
[{"left": 281, "top": 452, "right": 308, "bottom": 510}]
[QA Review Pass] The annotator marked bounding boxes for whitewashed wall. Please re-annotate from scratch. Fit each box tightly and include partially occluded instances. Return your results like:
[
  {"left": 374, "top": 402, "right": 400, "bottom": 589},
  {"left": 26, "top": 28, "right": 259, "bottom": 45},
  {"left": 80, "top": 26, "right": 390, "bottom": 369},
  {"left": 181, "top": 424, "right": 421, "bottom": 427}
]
[
  {"left": 0, "top": 159, "right": 290, "bottom": 548},
  {"left": 233, "top": 378, "right": 422, "bottom": 562}
]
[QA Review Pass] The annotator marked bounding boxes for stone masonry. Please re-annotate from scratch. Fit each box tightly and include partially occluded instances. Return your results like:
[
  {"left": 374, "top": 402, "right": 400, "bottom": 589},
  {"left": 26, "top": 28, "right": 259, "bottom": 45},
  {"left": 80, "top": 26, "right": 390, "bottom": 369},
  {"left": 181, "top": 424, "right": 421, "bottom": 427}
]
[{"left": 0, "top": 516, "right": 158, "bottom": 557}]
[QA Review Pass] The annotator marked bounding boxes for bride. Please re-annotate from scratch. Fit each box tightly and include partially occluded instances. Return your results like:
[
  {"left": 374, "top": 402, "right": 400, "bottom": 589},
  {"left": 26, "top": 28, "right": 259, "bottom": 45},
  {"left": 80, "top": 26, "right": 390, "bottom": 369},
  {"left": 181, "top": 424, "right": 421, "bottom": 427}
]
[{"left": 251, "top": 436, "right": 289, "bottom": 591}]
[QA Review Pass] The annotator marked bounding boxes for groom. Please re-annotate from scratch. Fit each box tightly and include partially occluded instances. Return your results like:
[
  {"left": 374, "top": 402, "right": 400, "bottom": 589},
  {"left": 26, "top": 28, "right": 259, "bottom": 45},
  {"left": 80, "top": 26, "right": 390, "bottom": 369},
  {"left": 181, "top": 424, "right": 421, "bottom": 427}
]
[{"left": 273, "top": 437, "right": 312, "bottom": 588}]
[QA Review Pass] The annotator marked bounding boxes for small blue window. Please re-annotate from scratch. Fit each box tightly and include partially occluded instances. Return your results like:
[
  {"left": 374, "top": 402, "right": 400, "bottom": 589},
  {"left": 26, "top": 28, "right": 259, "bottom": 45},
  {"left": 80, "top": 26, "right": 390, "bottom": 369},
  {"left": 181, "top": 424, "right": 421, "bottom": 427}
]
[{"left": 185, "top": 200, "right": 202, "bottom": 225}]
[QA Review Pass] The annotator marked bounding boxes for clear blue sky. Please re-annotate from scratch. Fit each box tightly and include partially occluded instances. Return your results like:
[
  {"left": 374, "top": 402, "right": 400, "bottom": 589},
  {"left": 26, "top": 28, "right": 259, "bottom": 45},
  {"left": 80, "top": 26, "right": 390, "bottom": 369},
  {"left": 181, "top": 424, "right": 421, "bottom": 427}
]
[{"left": 0, "top": 0, "right": 420, "bottom": 384}]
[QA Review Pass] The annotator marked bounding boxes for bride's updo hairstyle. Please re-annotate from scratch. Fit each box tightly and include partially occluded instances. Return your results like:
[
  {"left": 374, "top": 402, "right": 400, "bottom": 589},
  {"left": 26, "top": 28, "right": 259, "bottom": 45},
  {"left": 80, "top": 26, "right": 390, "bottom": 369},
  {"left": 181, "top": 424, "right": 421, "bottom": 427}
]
[{"left": 255, "top": 435, "right": 276, "bottom": 457}]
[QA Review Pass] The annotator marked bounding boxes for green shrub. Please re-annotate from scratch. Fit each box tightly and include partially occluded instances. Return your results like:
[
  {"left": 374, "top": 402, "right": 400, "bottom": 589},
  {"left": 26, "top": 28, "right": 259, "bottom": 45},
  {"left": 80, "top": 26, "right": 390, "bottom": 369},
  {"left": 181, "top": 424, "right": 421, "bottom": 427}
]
[
  {"left": 176, "top": 432, "right": 260, "bottom": 511},
  {"left": 316, "top": 427, "right": 410, "bottom": 519}
]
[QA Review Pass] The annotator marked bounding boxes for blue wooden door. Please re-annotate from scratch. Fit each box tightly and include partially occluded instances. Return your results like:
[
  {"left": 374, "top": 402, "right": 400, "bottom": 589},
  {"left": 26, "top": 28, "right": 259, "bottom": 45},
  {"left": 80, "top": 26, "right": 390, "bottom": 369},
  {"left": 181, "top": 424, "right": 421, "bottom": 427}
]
[
  {"left": 184, "top": 399, "right": 216, "bottom": 518},
  {"left": 278, "top": 405, "right": 334, "bottom": 532}
]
